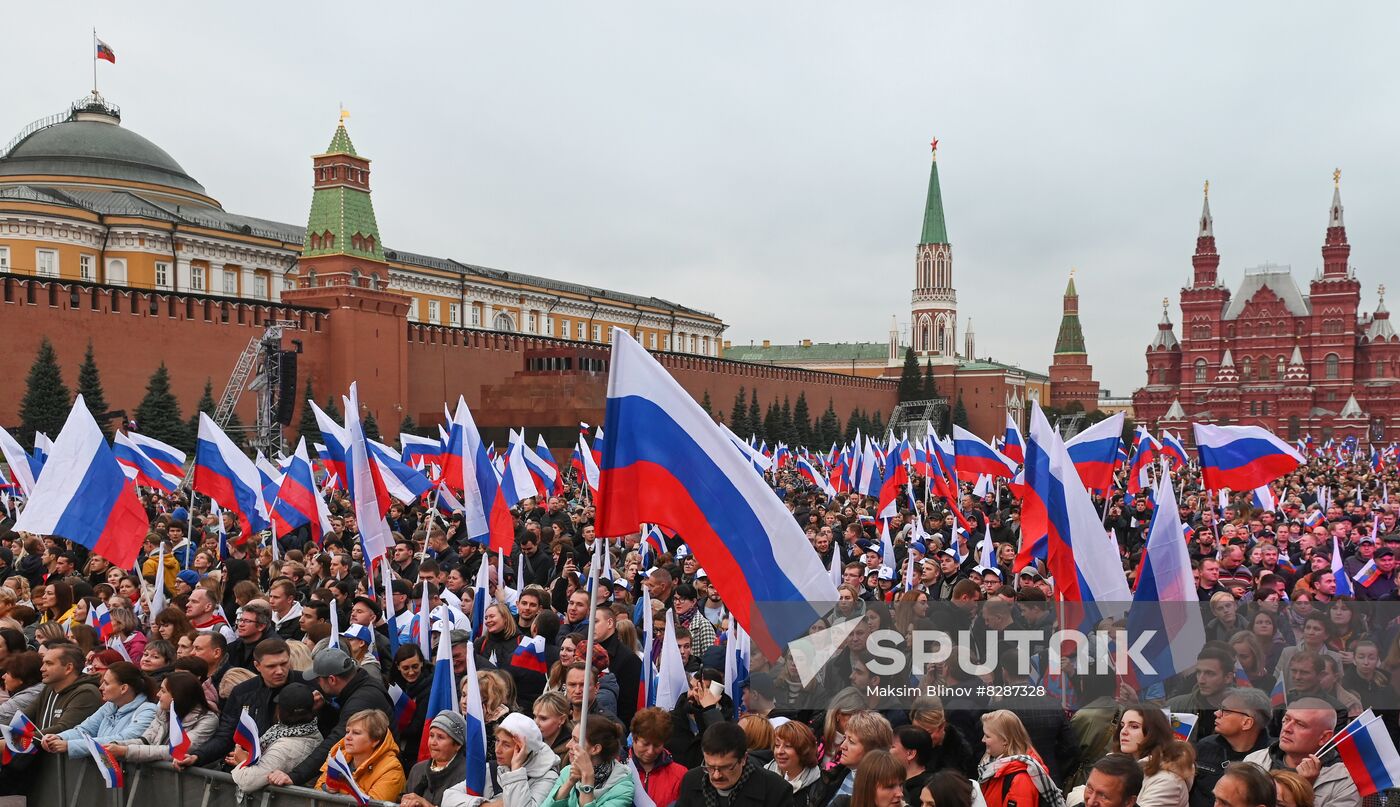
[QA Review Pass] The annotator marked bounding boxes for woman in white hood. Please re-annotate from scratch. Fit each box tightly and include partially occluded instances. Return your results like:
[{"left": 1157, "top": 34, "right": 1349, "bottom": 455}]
[{"left": 443, "top": 712, "right": 562, "bottom": 807}]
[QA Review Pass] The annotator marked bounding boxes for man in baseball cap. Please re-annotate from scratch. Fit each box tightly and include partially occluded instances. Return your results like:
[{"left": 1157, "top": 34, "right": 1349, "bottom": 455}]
[{"left": 282, "top": 648, "right": 391, "bottom": 786}]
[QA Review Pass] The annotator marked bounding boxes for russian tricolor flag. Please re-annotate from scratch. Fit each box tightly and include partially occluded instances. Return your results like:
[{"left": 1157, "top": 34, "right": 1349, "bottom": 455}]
[
  {"left": 499, "top": 438, "right": 541, "bottom": 511},
  {"left": 369, "top": 439, "right": 434, "bottom": 503},
  {"left": 1126, "top": 426, "right": 1159, "bottom": 494},
  {"left": 1159, "top": 431, "right": 1189, "bottom": 472},
  {"left": 193, "top": 413, "right": 269, "bottom": 539},
  {"left": 400, "top": 432, "right": 445, "bottom": 473},
  {"left": 310, "top": 400, "right": 349, "bottom": 489},
  {"left": 442, "top": 398, "right": 512, "bottom": 552},
  {"left": 1064, "top": 412, "right": 1125, "bottom": 492},
  {"left": 1002, "top": 414, "right": 1025, "bottom": 465},
  {"left": 12, "top": 396, "right": 148, "bottom": 570},
  {"left": 325, "top": 749, "right": 371, "bottom": 805},
  {"left": 113, "top": 431, "right": 183, "bottom": 493},
  {"left": 419, "top": 610, "right": 459, "bottom": 763},
  {"left": 233, "top": 707, "right": 261, "bottom": 766},
  {"left": 1354, "top": 559, "right": 1382, "bottom": 588},
  {"left": 1332, "top": 710, "right": 1400, "bottom": 797},
  {"left": 168, "top": 703, "right": 191, "bottom": 760},
  {"left": 524, "top": 435, "right": 561, "bottom": 497},
  {"left": 1127, "top": 473, "right": 1206, "bottom": 691},
  {"left": 1193, "top": 423, "right": 1304, "bottom": 492},
  {"left": 388, "top": 683, "right": 417, "bottom": 738},
  {"left": 271, "top": 439, "right": 326, "bottom": 541},
  {"left": 344, "top": 384, "right": 395, "bottom": 561},
  {"left": 81, "top": 731, "right": 123, "bottom": 788},
  {"left": 595, "top": 329, "right": 837, "bottom": 658},
  {"left": 952, "top": 426, "right": 1017, "bottom": 481},
  {"left": 510, "top": 634, "right": 549, "bottom": 674}
]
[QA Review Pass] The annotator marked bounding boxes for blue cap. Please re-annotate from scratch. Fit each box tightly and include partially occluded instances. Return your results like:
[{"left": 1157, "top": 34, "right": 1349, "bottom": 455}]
[
  {"left": 910, "top": 541, "right": 928, "bottom": 556},
  {"left": 171, "top": 507, "right": 189, "bottom": 523},
  {"left": 176, "top": 570, "right": 203, "bottom": 587}
]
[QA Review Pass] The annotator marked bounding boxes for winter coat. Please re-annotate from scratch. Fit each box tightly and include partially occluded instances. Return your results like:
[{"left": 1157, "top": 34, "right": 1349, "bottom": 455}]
[
  {"left": 230, "top": 726, "right": 323, "bottom": 792},
  {"left": 0, "top": 682, "right": 44, "bottom": 725},
  {"left": 1188, "top": 732, "right": 1270, "bottom": 807},
  {"left": 314, "top": 729, "right": 406, "bottom": 802},
  {"left": 763, "top": 761, "right": 822, "bottom": 807},
  {"left": 55, "top": 694, "right": 158, "bottom": 756},
  {"left": 1243, "top": 743, "right": 1359, "bottom": 807},
  {"left": 1136, "top": 761, "right": 1192, "bottom": 807},
  {"left": 443, "top": 741, "right": 562, "bottom": 807},
  {"left": 289, "top": 666, "right": 392, "bottom": 785},
  {"left": 543, "top": 761, "right": 635, "bottom": 807},
  {"left": 675, "top": 762, "right": 795, "bottom": 807},
  {"left": 406, "top": 752, "right": 467, "bottom": 807},
  {"left": 636, "top": 756, "right": 688, "bottom": 807},
  {"left": 23, "top": 673, "right": 102, "bottom": 733},
  {"left": 189, "top": 676, "right": 286, "bottom": 765},
  {"left": 122, "top": 705, "right": 219, "bottom": 763},
  {"left": 979, "top": 758, "right": 1042, "bottom": 807}
]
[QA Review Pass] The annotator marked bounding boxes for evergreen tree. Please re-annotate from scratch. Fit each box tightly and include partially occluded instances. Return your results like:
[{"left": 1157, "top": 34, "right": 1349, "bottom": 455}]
[
  {"left": 869, "top": 410, "right": 886, "bottom": 437},
  {"left": 186, "top": 378, "right": 217, "bottom": 445},
  {"left": 761, "top": 400, "right": 780, "bottom": 445},
  {"left": 819, "top": 399, "right": 841, "bottom": 447},
  {"left": 323, "top": 396, "right": 342, "bottom": 423},
  {"left": 897, "top": 347, "right": 923, "bottom": 403},
  {"left": 135, "top": 363, "right": 188, "bottom": 450},
  {"left": 747, "top": 394, "right": 763, "bottom": 440},
  {"left": 792, "top": 393, "right": 812, "bottom": 448},
  {"left": 952, "top": 395, "right": 969, "bottom": 429},
  {"left": 18, "top": 338, "right": 71, "bottom": 449},
  {"left": 845, "top": 408, "right": 865, "bottom": 442},
  {"left": 364, "top": 410, "right": 382, "bottom": 443},
  {"left": 730, "top": 387, "right": 748, "bottom": 437},
  {"left": 779, "top": 396, "right": 794, "bottom": 445},
  {"left": 296, "top": 379, "right": 321, "bottom": 447},
  {"left": 922, "top": 359, "right": 938, "bottom": 401},
  {"left": 700, "top": 390, "right": 712, "bottom": 416},
  {"left": 400, "top": 415, "right": 418, "bottom": 438},
  {"left": 76, "top": 340, "right": 111, "bottom": 434}
]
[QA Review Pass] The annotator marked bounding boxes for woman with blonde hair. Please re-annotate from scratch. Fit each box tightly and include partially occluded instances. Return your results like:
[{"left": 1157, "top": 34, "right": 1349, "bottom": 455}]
[
  {"left": 820, "top": 687, "right": 871, "bottom": 768},
  {"left": 477, "top": 600, "right": 520, "bottom": 668},
  {"left": 1271, "top": 769, "right": 1314, "bottom": 807},
  {"left": 313, "top": 708, "right": 405, "bottom": 801},
  {"left": 831, "top": 750, "right": 905, "bottom": 807},
  {"left": 827, "top": 711, "right": 894, "bottom": 801},
  {"left": 533, "top": 690, "right": 573, "bottom": 759},
  {"left": 739, "top": 714, "right": 775, "bottom": 751},
  {"left": 977, "top": 710, "right": 1063, "bottom": 807},
  {"left": 1113, "top": 706, "right": 1194, "bottom": 807}
]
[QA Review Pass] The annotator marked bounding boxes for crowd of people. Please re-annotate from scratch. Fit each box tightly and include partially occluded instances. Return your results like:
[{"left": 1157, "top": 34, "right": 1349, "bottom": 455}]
[{"left": 0, "top": 442, "right": 1398, "bottom": 807}]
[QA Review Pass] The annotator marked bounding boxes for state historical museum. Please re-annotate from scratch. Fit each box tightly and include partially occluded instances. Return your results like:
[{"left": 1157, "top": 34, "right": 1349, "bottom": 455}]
[{"left": 1133, "top": 175, "right": 1400, "bottom": 444}]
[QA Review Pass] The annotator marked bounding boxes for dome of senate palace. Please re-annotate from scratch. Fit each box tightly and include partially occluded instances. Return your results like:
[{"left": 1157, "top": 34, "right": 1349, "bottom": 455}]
[{"left": 0, "top": 94, "right": 208, "bottom": 199}]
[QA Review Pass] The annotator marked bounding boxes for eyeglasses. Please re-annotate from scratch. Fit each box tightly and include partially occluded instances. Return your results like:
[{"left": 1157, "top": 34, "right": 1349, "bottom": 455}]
[
  {"left": 701, "top": 756, "right": 745, "bottom": 774},
  {"left": 1215, "top": 708, "right": 1253, "bottom": 720}
]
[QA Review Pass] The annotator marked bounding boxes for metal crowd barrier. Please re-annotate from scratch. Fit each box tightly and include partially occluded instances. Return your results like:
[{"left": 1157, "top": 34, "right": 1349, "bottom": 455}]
[{"left": 24, "top": 753, "right": 397, "bottom": 807}]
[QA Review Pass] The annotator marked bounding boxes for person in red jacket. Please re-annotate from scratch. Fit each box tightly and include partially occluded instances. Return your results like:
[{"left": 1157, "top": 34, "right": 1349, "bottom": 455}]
[
  {"left": 976, "top": 710, "right": 1065, "bottom": 807},
  {"left": 631, "top": 707, "right": 688, "bottom": 807}
]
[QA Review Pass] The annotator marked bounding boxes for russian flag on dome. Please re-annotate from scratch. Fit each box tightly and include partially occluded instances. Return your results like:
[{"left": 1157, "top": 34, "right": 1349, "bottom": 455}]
[
  {"left": 81, "top": 731, "right": 123, "bottom": 788},
  {"left": 524, "top": 435, "right": 561, "bottom": 497},
  {"left": 113, "top": 431, "right": 179, "bottom": 494},
  {"left": 419, "top": 608, "right": 460, "bottom": 762},
  {"left": 1193, "top": 422, "right": 1305, "bottom": 492},
  {"left": 193, "top": 413, "right": 270, "bottom": 539},
  {"left": 271, "top": 439, "right": 325, "bottom": 541},
  {"left": 400, "top": 432, "right": 445, "bottom": 472},
  {"left": 1159, "top": 431, "right": 1189, "bottom": 471},
  {"left": 124, "top": 432, "right": 187, "bottom": 488},
  {"left": 1333, "top": 710, "right": 1400, "bottom": 797},
  {"left": 0, "top": 426, "right": 39, "bottom": 496},
  {"left": 325, "top": 749, "right": 371, "bottom": 805},
  {"left": 369, "top": 439, "right": 433, "bottom": 503},
  {"left": 95, "top": 36, "right": 116, "bottom": 63},
  {"left": 595, "top": 328, "right": 837, "bottom": 658},
  {"left": 310, "top": 401, "right": 349, "bottom": 489},
  {"left": 510, "top": 634, "right": 549, "bottom": 674},
  {"left": 1064, "top": 412, "right": 1125, "bottom": 492},
  {"left": 1023, "top": 402, "right": 1131, "bottom": 606},
  {"left": 1003, "top": 414, "right": 1025, "bottom": 465},
  {"left": 12, "top": 396, "right": 147, "bottom": 570},
  {"left": 1127, "top": 472, "right": 1206, "bottom": 688},
  {"left": 952, "top": 425, "right": 1017, "bottom": 480},
  {"left": 233, "top": 707, "right": 261, "bottom": 767}
]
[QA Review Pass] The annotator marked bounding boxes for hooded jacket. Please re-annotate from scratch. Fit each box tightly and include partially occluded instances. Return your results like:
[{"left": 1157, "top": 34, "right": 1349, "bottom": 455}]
[
  {"left": 314, "top": 729, "right": 406, "bottom": 802},
  {"left": 123, "top": 705, "right": 220, "bottom": 763},
  {"left": 544, "top": 759, "right": 635, "bottom": 807},
  {"left": 1243, "top": 743, "right": 1359, "bottom": 807},
  {"left": 23, "top": 672, "right": 102, "bottom": 733},
  {"left": 442, "top": 735, "right": 562, "bottom": 807},
  {"left": 289, "top": 666, "right": 392, "bottom": 785},
  {"left": 55, "top": 694, "right": 158, "bottom": 756}
]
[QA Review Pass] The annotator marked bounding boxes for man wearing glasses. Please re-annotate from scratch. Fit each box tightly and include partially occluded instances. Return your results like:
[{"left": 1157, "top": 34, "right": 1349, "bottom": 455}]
[
  {"left": 1189, "top": 687, "right": 1271, "bottom": 805},
  {"left": 676, "top": 721, "right": 793, "bottom": 807}
]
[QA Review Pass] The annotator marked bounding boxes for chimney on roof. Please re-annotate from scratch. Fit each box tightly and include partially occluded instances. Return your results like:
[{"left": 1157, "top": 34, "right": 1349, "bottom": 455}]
[
  {"left": 802, "top": 339, "right": 812, "bottom": 347},
  {"left": 762, "top": 339, "right": 771, "bottom": 348},
  {"left": 723, "top": 340, "right": 732, "bottom": 350}
]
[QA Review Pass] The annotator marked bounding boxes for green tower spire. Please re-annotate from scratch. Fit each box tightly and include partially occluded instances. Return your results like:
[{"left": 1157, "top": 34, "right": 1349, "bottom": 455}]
[
  {"left": 1054, "top": 269, "right": 1087, "bottom": 354},
  {"left": 920, "top": 138, "right": 948, "bottom": 245},
  {"left": 303, "top": 121, "right": 383, "bottom": 261}
]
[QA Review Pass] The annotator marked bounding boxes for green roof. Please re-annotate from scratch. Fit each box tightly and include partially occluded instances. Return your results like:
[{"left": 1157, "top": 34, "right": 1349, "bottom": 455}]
[
  {"left": 1065, "top": 275, "right": 1077, "bottom": 297},
  {"left": 325, "top": 124, "right": 357, "bottom": 156},
  {"left": 722, "top": 341, "right": 887, "bottom": 362},
  {"left": 920, "top": 156, "right": 948, "bottom": 244},
  {"left": 959, "top": 358, "right": 1050, "bottom": 381},
  {"left": 1054, "top": 313, "right": 1087, "bottom": 354}
]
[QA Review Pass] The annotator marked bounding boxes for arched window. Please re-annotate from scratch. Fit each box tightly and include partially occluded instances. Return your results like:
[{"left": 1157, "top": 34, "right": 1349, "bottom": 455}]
[
  {"left": 1325, "top": 353, "right": 1340, "bottom": 379},
  {"left": 493, "top": 312, "right": 515, "bottom": 332},
  {"left": 1258, "top": 357, "right": 1271, "bottom": 380},
  {"left": 307, "top": 270, "right": 317, "bottom": 288},
  {"left": 936, "top": 323, "right": 946, "bottom": 354},
  {"left": 350, "top": 268, "right": 361, "bottom": 287},
  {"left": 1241, "top": 357, "right": 1253, "bottom": 380},
  {"left": 1277, "top": 356, "right": 1286, "bottom": 377},
  {"left": 1287, "top": 416, "right": 1301, "bottom": 440},
  {"left": 920, "top": 319, "right": 930, "bottom": 352},
  {"left": 1194, "top": 358, "right": 1207, "bottom": 383}
]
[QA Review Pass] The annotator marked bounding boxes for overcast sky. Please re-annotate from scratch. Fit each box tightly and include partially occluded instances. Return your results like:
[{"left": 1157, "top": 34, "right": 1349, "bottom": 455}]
[{"left": 8, "top": 3, "right": 1400, "bottom": 395}]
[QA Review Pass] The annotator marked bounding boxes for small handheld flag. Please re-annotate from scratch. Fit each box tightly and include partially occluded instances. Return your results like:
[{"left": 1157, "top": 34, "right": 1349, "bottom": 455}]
[
  {"left": 388, "top": 683, "right": 417, "bottom": 738},
  {"left": 1164, "top": 710, "right": 1199, "bottom": 742},
  {"left": 81, "top": 731, "right": 124, "bottom": 788},
  {"left": 2, "top": 712, "right": 39, "bottom": 755},
  {"left": 233, "top": 707, "right": 261, "bottom": 767},
  {"left": 325, "top": 748, "right": 372, "bottom": 805},
  {"left": 1331, "top": 710, "right": 1400, "bottom": 797},
  {"left": 168, "top": 702, "right": 190, "bottom": 760}
]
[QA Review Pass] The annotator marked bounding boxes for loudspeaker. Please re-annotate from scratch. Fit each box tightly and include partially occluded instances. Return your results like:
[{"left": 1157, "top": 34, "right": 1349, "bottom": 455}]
[{"left": 276, "top": 351, "right": 298, "bottom": 425}]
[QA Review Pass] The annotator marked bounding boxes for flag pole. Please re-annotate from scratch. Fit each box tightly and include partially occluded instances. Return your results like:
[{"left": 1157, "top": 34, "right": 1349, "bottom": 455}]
[
  {"left": 578, "top": 537, "right": 602, "bottom": 745},
  {"left": 91, "top": 28, "right": 97, "bottom": 94}
]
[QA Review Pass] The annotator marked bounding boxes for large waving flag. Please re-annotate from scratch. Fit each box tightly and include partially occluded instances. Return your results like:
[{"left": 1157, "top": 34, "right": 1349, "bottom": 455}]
[
  {"left": 1002, "top": 414, "right": 1025, "bottom": 465},
  {"left": 400, "top": 432, "right": 445, "bottom": 473},
  {"left": 499, "top": 438, "right": 540, "bottom": 509},
  {"left": 1126, "top": 426, "right": 1159, "bottom": 495},
  {"left": 124, "top": 432, "right": 185, "bottom": 480},
  {"left": 875, "top": 442, "right": 908, "bottom": 519},
  {"left": 442, "top": 398, "right": 511, "bottom": 551},
  {"left": 344, "top": 383, "right": 394, "bottom": 561},
  {"left": 1064, "top": 412, "right": 1125, "bottom": 492},
  {"left": 953, "top": 425, "right": 1017, "bottom": 480},
  {"left": 0, "top": 426, "right": 40, "bottom": 496},
  {"left": 12, "top": 396, "right": 147, "bottom": 569},
  {"left": 112, "top": 432, "right": 182, "bottom": 494},
  {"left": 795, "top": 456, "right": 835, "bottom": 499},
  {"left": 1193, "top": 423, "right": 1305, "bottom": 491},
  {"left": 1023, "top": 402, "right": 1131, "bottom": 605},
  {"left": 309, "top": 401, "right": 349, "bottom": 489},
  {"left": 368, "top": 440, "right": 434, "bottom": 503},
  {"left": 595, "top": 329, "right": 837, "bottom": 657},
  {"left": 271, "top": 439, "right": 327, "bottom": 541},
  {"left": 193, "top": 413, "right": 269, "bottom": 539},
  {"left": 1159, "top": 431, "right": 1189, "bottom": 471},
  {"left": 419, "top": 607, "right": 459, "bottom": 762},
  {"left": 1333, "top": 710, "right": 1400, "bottom": 797},
  {"left": 524, "top": 435, "right": 562, "bottom": 497},
  {"left": 1128, "top": 472, "right": 1206, "bottom": 687}
]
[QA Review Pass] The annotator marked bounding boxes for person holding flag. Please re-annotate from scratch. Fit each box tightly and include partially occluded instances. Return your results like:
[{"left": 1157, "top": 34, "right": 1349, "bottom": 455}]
[
  {"left": 313, "top": 709, "right": 405, "bottom": 802},
  {"left": 1242, "top": 697, "right": 1362, "bottom": 807},
  {"left": 105, "top": 671, "right": 217, "bottom": 766},
  {"left": 228, "top": 683, "right": 322, "bottom": 792}
]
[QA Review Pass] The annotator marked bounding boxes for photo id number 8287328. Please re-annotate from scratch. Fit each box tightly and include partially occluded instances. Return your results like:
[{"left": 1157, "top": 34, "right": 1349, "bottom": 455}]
[{"left": 981, "top": 685, "right": 1047, "bottom": 698}]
